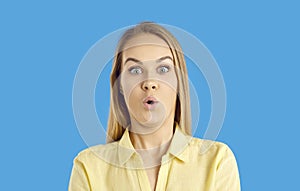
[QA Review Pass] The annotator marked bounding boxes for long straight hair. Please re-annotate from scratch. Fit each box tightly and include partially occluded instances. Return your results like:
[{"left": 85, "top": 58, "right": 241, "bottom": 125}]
[{"left": 106, "top": 22, "right": 191, "bottom": 143}]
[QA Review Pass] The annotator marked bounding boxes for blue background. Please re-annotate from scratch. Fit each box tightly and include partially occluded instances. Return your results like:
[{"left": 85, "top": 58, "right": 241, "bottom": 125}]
[{"left": 1, "top": 0, "right": 299, "bottom": 190}]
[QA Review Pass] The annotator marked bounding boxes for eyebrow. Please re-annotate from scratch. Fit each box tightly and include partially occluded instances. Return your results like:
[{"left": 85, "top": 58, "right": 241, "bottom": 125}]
[
  {"left": 124, "top": 56, "right": 173, "bottom": 65},
  {"left": 156, "top": 56, "right": 173, "bottom": 63}
]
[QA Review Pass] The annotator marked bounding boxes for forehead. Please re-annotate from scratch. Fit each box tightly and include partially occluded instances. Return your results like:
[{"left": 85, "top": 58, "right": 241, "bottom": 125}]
[{"left": 122, "top": 34, "right": 172, "bottom": 62}]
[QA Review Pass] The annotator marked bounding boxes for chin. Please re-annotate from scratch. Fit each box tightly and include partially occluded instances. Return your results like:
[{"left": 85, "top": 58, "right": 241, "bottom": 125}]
[{"left": 129, "top": 116, "right": 165, "bottom": 135}]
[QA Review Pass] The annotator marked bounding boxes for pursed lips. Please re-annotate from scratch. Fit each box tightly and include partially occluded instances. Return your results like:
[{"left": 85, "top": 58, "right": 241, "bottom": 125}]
[{"left": 143, "top": 96, "right": 159, "bottom": 110}]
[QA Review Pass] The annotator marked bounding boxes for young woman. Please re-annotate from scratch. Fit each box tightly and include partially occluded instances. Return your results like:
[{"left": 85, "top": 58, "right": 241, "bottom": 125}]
[{"left": 69, "top": 22, "right": 240, "bottom": 191}]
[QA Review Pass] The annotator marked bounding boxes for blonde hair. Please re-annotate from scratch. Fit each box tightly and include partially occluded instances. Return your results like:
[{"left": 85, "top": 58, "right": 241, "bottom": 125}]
[{"left": 106, "top": 22, "right": 191, "bottom": 143}]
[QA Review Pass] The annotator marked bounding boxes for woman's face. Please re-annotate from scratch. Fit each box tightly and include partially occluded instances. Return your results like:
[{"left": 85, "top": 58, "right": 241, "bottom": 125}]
[{"left": 120, "top": 34, "right": 178, "bottom": 134}]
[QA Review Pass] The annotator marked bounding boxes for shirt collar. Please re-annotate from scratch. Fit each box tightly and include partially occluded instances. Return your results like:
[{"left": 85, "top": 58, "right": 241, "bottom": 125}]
[
  {"left": 118, "top": 124, "right": 191, "bottom": 165},
  {"left": 118, "top": 128, "right": 136, "bottom": 165},
  {"left": 167, "top": 125, "right": 190, "bottom": 162}
]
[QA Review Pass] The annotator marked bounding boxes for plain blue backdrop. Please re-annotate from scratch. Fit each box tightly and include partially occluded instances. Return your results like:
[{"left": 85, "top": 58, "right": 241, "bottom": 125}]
[{"left": 1, "top": 0, "right": 299, "bottom": 190}]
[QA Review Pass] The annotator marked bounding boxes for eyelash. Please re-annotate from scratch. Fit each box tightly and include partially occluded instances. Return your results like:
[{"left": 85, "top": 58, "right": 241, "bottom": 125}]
[
  {"left": 128, "top": 66, "right": 143, "bottom": 74},
  {"left": 157, "top": 65, "right": 170, "bottom": 73},
  {"left": 128, "top": 65, "right": 171, "bottom": 75}
]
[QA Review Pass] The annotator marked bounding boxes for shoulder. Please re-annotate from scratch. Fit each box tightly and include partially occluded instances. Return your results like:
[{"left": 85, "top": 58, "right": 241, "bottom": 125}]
[
  {"left": 184, "top": 137, "right": 240, "bottom": 190},
  {"left": 73, "top": 141, "right": 119, "bottom": 164},
  {"left": 187, "top": 136, "right": 237, "bottom": 160}
]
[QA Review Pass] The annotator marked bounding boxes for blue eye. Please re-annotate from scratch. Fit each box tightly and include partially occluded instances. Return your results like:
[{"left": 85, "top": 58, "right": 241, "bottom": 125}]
[
  {"left": 157, "top": 65, "right": 170, "bottom": 73},
  {"left": 129, "top": 67, "right": 143, "bottom": 74}
]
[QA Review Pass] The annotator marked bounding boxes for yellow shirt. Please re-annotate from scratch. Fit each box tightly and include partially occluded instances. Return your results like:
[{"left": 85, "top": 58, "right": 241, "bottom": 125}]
[{"left": 68, "top": 126, "right": 240, "bottom": 191}]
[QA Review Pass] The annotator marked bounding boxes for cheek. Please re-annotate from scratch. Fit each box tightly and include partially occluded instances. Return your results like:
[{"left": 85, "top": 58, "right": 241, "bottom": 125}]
[
  {"left": 164, "top": 85, "right": 177, "bottom": 99},
  {"left": 121, "top": 74, "right": 144, "bottom": 99},
  {"left": 120, "top": 75, "right": 144, "bottom": 109},
  {"left": 159, "top": 87, "right": 177, "bottom": 113},
  {"left": 157, "top": 73, "right": 178, "bottom": 93}
]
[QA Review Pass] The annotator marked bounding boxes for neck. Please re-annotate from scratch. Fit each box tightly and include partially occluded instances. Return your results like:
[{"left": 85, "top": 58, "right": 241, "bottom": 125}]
[{"left": 129, "top": 119, "right": 174, "bottom": 150}]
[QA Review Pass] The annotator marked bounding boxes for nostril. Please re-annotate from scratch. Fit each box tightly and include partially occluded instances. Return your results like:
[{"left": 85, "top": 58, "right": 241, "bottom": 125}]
[{"left": 142, "top": 82, "right": 157, "bottom": 91}]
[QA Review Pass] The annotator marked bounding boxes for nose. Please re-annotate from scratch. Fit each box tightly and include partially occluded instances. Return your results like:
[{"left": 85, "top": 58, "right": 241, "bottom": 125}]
[{"left": 142, "top": 80, "right": 159, "bottom": 91}]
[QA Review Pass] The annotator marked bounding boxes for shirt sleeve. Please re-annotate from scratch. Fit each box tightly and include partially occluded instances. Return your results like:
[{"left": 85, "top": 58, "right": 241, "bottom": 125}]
[
  {"left": 68, "top": 156, "right": 91, "bottom": 191},
  {"left": 215, "top": 145, "right": 241, "bottom": 191}
]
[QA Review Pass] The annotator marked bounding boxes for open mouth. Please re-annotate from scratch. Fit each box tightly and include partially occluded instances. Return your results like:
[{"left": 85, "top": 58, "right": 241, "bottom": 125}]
[
  {"left": 146, "top": 100, "right": 155, "bottom": 104},
  {"left": 143, "top": 96, "right": 158, "bottom": 110}
]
